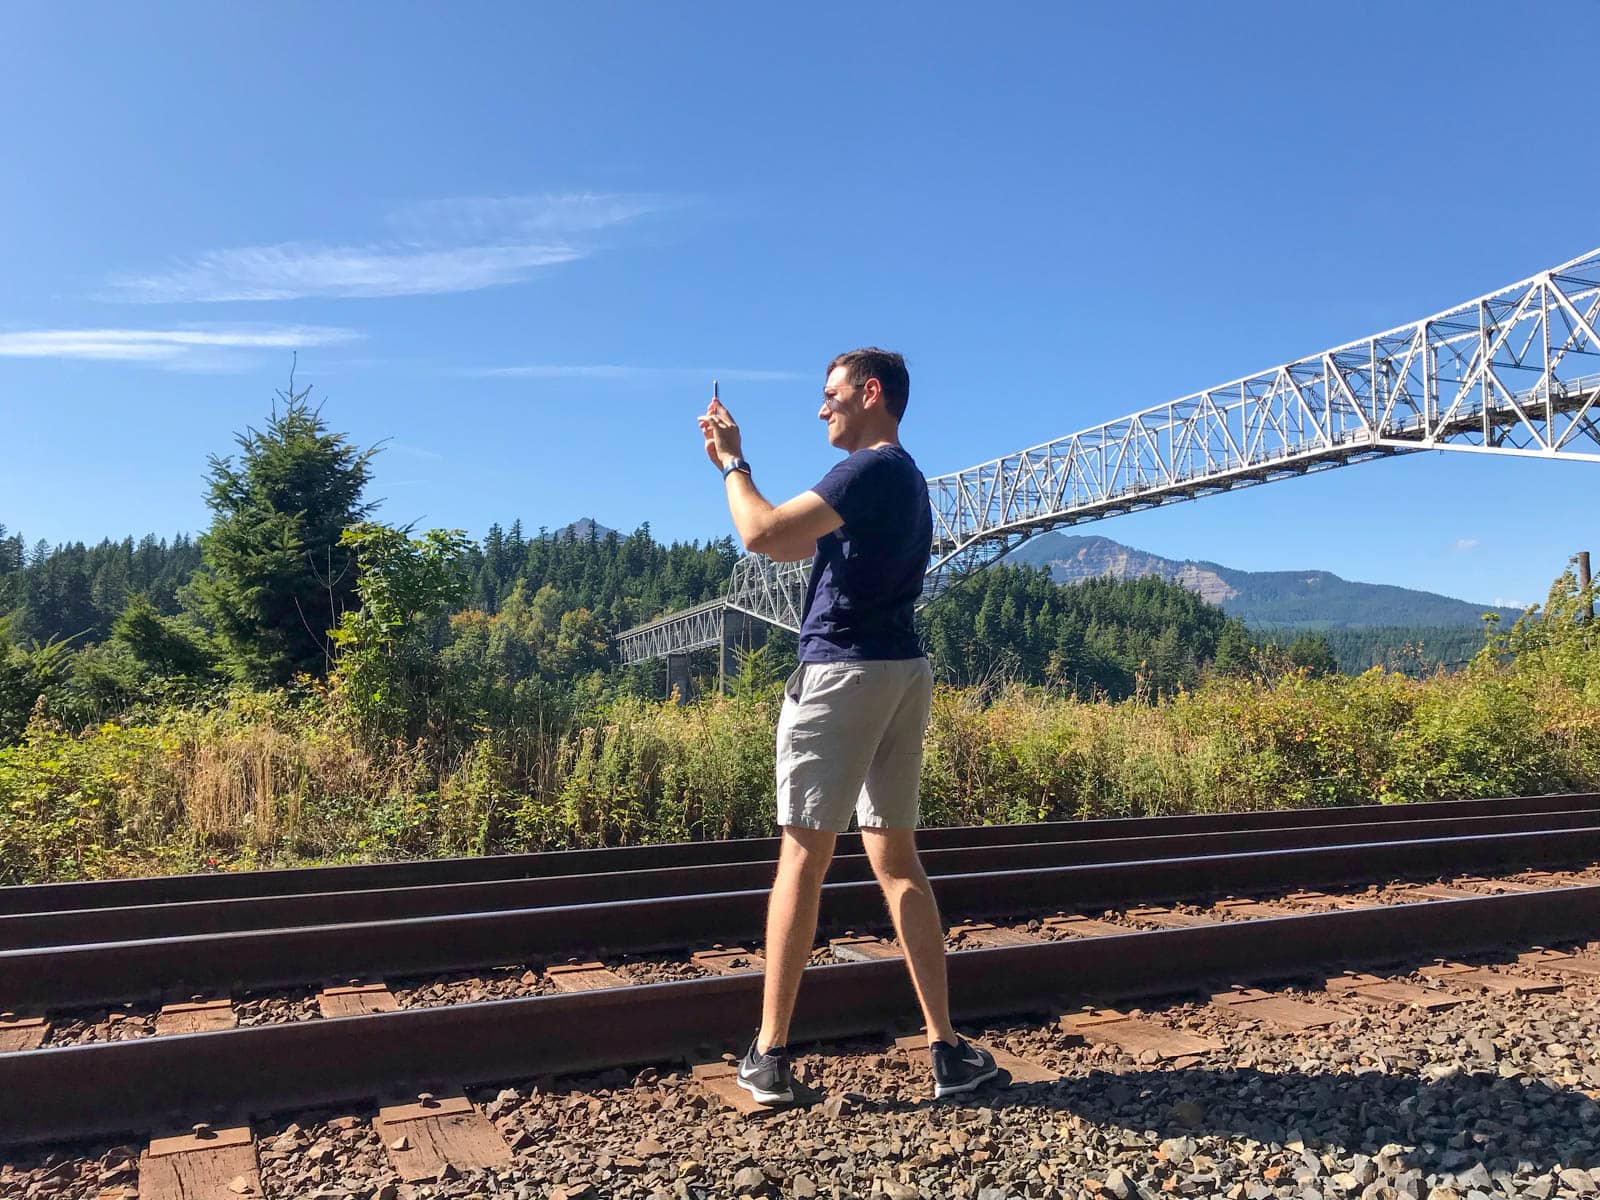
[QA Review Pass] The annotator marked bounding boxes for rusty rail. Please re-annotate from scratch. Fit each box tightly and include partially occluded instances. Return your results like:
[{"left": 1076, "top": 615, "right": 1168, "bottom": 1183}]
[
  {"left": 3, "top": 885, "right": 1597, "bottom": 1146},
  {"left": 3, "top": 823, "right": 1598, "bottom": 1011},
  {"left": 3, "top": 804, "right": 1597, "bottom": 950},
  {"left": 5, "top": 791, "right": 1593, "bottom": 915}
]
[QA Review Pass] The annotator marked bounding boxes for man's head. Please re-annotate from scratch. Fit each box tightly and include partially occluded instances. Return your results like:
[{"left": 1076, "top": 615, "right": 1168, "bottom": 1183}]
[{"left": 820, "top": 348, "right": 909, "bottom": 450}]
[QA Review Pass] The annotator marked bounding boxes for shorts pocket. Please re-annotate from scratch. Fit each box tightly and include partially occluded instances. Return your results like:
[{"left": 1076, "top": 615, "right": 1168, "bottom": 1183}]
[{"left": 802, "top": 664, "right": 867, "bottom": 700}]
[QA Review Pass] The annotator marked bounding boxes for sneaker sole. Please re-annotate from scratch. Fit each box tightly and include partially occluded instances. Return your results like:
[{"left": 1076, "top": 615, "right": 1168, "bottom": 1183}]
[
  {"left": 736, "top": 1074, "right": 795, "bottom": 1105},
  {"left": 933, "top": 1064, "right": 1001, "bottom": 1099}
]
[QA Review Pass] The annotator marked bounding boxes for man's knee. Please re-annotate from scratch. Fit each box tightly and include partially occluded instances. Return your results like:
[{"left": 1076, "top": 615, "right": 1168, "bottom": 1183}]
[
  {"left": 860, "top": 826, "right": 924, "bottom": 885},
  {"left": 777, "top": 824, "right": 836, "bottom": 883}
]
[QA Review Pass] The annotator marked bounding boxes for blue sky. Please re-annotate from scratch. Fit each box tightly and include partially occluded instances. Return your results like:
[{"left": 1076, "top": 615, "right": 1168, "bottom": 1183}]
[{"left": 2, "top": 2, "right": 1597, "bottom": 609}]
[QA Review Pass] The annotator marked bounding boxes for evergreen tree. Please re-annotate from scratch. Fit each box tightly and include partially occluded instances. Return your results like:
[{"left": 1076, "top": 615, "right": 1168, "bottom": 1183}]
[
  {"left": 190, "top": 386, "right": 377, "bottom": 685},
  {"left": 1286, "top": 631, "right": 1338, "bottom": 678},
  {"left": 114, "top": 594, "right": 218, "bottom": 680},
  {"left": 1213, "top": 619, "right": 1254, "bottom": 676}
]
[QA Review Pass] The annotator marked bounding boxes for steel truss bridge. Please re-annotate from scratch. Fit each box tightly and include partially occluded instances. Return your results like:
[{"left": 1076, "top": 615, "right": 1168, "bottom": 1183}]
[{"left": 618, "top": 248, "right": 1600, "bottom": 673}]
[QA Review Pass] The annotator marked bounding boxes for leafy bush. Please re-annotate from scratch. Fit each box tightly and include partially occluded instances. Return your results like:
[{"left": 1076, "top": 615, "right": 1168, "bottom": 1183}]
[{"left": 4, "top": 564, "right": 1597, "bottom": 885}]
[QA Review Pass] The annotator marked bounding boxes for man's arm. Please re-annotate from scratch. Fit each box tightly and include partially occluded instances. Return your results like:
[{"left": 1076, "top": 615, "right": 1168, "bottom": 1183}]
[
  {"left": 724, "top": 474, "right": 841, "bottom": 562},
  {"left": 698, "top": 395, "right": 843, "bottom": 561}
]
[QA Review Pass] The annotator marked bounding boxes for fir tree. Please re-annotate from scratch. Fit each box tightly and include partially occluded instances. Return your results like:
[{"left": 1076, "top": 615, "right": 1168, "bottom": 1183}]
[{"left": 190, "top": 383, "right": 377, "bottom": 685}]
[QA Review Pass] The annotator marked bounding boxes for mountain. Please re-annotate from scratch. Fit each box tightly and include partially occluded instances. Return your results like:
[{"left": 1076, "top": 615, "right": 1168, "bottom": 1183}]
[
  {"left": 1002, "top": 534, "right": 1523, "bottom": 629},
  {"left": 554, "top": 517, "right": 617, "bottom": 541}
]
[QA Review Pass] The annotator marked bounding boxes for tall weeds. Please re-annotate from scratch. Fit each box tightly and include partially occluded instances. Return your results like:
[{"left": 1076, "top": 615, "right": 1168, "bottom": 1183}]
[{"left": 4, "top": 576, "right": 1598, "bottom": 885}]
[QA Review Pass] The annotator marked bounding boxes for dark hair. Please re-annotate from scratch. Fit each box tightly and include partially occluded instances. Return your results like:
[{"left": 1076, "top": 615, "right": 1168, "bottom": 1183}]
[{"left": 827, "top": 347, "right": 910, "bottom": 421}]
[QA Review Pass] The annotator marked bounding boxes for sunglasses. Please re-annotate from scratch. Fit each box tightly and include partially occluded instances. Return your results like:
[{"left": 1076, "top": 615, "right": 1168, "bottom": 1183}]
[{"left": 822, "top": 381, "right": 865, "bottom": 413}]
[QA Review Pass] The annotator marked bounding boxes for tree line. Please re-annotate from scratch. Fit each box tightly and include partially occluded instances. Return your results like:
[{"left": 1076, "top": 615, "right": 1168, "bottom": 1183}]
[{"left": 2, "top": 381, "right": 1418, "bottom": 748}]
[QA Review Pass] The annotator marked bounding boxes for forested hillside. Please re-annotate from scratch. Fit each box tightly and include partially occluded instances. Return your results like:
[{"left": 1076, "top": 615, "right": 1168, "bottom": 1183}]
[
  {"left": 1008, "top": 533, "right": 1522, "bottom": 628},
  {"left": 0, "top": 527, "right": 200, "bottom": 645},
  {"left": 923, "top": 568, "right": 1243, "bottom": 697}
]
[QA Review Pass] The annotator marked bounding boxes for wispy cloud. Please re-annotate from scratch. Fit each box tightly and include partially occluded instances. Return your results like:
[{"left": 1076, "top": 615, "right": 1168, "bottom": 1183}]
[
  {"left": 470, "top": 365, "right": 806, "bottom": 383},
  {"left": 0, "top": 325, "right": 359, "bottom": 368},
  {"left": 388, "top": 441, "right": 445, "bottom": 461},
  {"left": 1452, "top": 538, "right": 1480, "bottom": 553},
  {"left": 387, "top": 193, "right": 670, "bottom": 240},
  {"left": 105, "top": 193, "right": 666, "bottom": 303}
]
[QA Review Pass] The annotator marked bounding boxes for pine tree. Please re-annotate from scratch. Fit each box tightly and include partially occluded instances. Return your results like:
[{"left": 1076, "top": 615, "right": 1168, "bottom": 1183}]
[
  {"left": 190, "top": 384, "right": 377, "bottom": 685},
  {"left": 1213, "top": 619, "right": 1254, "bottom": 676},
  {"left": 1287, "top": 631, "right": 1338, "bottom": 678}
]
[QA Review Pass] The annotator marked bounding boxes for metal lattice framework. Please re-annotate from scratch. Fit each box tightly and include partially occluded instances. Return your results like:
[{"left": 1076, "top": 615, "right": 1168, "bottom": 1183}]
[
  {"left": 618, "top": 248, "right": 1600, "bottom": 664},
  {"left": 615, "top": 598, "right": 727, "bottom": 660}
]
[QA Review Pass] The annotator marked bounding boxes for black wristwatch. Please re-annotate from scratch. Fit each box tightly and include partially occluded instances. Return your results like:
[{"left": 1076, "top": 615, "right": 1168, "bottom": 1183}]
[{"left": 721, "top": 457, "right": 752, "bottom": 480}]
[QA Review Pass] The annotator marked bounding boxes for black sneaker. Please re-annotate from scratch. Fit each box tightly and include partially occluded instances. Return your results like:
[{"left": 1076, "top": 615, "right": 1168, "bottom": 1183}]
[
  {"left": 930, "top": 1037, "right": 1000, "bottom": 1098},
  {"left": 736, "top": 1037, "right": 795, "bottom": 1105}
]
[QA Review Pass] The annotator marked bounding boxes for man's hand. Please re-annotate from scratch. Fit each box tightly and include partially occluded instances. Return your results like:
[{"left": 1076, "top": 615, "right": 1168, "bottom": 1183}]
[
  {"left": 694, "top": 391, "right": 841, "bottom": 558},
  {"left": 697, "top": 397, "right": 744, "bottom": 470}
]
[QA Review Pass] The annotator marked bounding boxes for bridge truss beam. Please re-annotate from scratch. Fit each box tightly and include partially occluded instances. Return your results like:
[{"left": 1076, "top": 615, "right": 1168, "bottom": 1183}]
[{"left": 617, "top": 248, "right": 1600, "bottom": 660}]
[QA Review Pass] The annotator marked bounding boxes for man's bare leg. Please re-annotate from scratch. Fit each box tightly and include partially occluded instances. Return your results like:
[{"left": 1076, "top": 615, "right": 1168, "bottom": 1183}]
[
  {"left": 860, "top": 827, "right": 958, "bottom": 1047},
  {"left": 757, "top": 824, "right": 838, "bottom": 1053}
]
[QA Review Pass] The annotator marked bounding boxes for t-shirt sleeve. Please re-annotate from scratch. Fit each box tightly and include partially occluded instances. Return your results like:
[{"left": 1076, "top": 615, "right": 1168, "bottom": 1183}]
[{"left": 811, "top": 452, "right": 881, "bottom": 528}]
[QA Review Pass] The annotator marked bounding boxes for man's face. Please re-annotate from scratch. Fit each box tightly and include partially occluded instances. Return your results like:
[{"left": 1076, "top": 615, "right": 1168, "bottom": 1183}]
[{"left": 820, "top": 366, "right": 865, "bottom": 447}]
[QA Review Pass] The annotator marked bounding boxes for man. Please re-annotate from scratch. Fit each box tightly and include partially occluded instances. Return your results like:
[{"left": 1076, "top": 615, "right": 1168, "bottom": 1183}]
[{"left": 696, "top": 347, "right": 998, "bottom": 1104}]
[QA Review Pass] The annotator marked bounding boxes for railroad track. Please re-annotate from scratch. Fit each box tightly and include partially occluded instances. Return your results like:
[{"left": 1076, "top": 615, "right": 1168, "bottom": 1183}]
[{"left": 2, "top": 793, "right": 1599, "bottom": 1163}]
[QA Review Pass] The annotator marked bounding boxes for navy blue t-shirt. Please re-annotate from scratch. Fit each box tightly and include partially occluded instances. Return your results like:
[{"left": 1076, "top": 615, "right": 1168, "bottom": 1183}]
[{"left": 798, "top": 444, "right": 932, "bottom": 662}]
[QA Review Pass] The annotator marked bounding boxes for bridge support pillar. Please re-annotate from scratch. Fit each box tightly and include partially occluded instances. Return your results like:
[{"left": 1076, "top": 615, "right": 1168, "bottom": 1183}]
[
  {"left": 719, "top": 609, "right": 769, "bottom": 694},
  {"left": 666, "top": 653, "right": 693, "bottom": 705},
  {"left": 1581, "top": 551, "right": 1594, "bottom": 623}
]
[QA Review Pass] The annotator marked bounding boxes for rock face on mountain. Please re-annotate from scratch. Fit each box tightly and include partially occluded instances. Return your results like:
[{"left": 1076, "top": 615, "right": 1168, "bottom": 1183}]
[
  {"left": 1022, "top": 536, "right": 1240, "bottom": 606},
  {"left": 1003, "top": 533, "right": 1521, "bottom": 629}
]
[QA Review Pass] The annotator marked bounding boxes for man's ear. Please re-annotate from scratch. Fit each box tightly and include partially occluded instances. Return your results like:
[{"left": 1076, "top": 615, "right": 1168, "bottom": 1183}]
[{"left": 861, "top": 377, "right": 883, "bottom": 409}]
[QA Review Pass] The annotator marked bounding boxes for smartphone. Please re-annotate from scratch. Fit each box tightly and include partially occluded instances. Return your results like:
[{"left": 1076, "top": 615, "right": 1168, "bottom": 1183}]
[{"left": 713, "top": 379, "right": 719, "bottom": 402}]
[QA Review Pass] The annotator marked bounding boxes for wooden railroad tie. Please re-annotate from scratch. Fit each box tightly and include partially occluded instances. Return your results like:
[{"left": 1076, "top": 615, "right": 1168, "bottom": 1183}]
[
  {"left": 375, "top": 1094, "right": 512, "bottom": 1182},
  {"left": 316, "top": 981, "right": 399, "bottom": 1018},
  {"left": 828, "top": 935, "right": 902, "bottom": 962},
  {"left": 1419, "top": 961, "right": 1562, "bottom": 996},
  {"left": 545, "top": 962, "right": 629, "bottom": 992},
  {"left": 1399, "top": 883, "right": 1486, "bottom": 901},
  {"left": 1209, "top": 987, "right": 1351, "bottom": 1032},
  {"left": 154, "top": 998, "right": 236, "bottom": 1036},
  {"left": 139, "top": 1124, "right": 260, "bottom": 1200},
  {"left": 948, "top": 921, "right": 1038, "bottom": 948},
  {"left": 1123, "top": 906, "right": 1211, "bottom": 930},
  {"left": 1211, "top": 897, "right": 1296, "bottom": 920},
  {"left": 690, "top": 946, "right": 766, "bottom": 976},
  {"left": 1514, "top": 869, "right": 1593, "bottom": 888},
  {"left": 1518, "top": 947, "right": 1600, "bottom": 979},
  {"left": 1280, "top": 890, "right": 1378, "bottom": 910},
  {"left": 1039, "top": 914, "right": 1127, "bottom": 939},
  {"left": 1323, "top": 972, "right": 1461, "bottom": 1011},
  {"left": 1058, "top": 1009, "right": 1222, "bottom": 1061},
  {"left": 0, "top": 1011, "right": 49, "bottom": 1053},
  {"left": 1451, "top": 875, "right": 1546, "bottom": 894}
]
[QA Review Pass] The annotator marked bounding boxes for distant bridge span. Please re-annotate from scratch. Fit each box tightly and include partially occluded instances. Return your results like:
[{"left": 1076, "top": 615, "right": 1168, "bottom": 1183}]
[{"left": 619, "top": 248, "right": 1600, "bottom": 674}]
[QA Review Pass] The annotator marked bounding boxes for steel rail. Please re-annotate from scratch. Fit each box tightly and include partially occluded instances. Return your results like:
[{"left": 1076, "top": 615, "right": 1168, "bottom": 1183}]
[
  {"left": 4, "top": 805, "right": 1597, "bottom": 950},
  {"left": 3, "top": 885, "right": 1597, "bottom": 1147},
  {"left": 4, "top": 791, "right": 1594, "bottom": 915},
  {"left": 3, "top": 824, "right": 1597, "bottom": 1012}
]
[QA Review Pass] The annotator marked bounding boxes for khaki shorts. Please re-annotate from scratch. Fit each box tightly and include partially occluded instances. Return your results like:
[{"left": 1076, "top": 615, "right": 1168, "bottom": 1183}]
[{"left": 775, "top": 657, "right": 934, "bottom": 833}]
